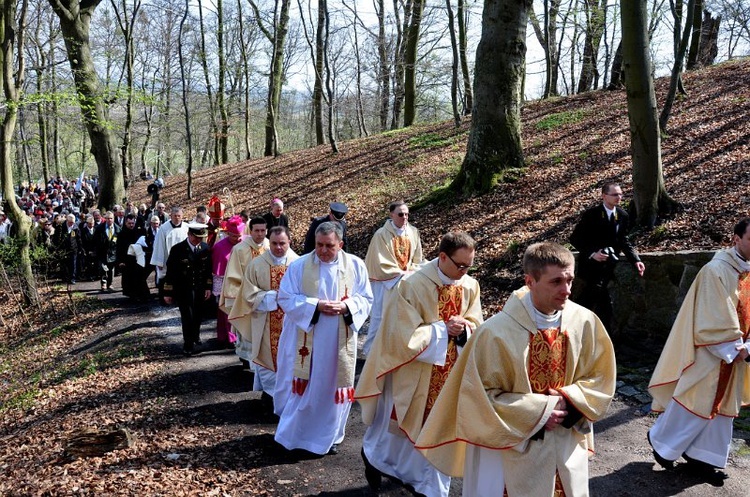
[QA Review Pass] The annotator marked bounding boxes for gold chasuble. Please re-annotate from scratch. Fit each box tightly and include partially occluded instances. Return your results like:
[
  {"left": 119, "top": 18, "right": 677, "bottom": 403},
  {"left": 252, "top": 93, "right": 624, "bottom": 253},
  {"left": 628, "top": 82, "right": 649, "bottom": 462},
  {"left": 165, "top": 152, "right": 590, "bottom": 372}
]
[
  {"left": 364, "top": 221, "right": 423, "bottom": 282},
  {"left": 293, "top": 253, "right": 358, "bottom": 404},
  {"left": 219, "top": 237, "right": 269, "bottom": 313},
  {"left": 355, "top": 261, "right": 483, "bottom": 443},
  {"left": 393, "top": 235, "right": 412, "bottom": 272},
  {"left": 228, "top": 250, "right": 300, "bottom": 372},
  {"left": 423, "top": 285, "right": 462, "bottom": 422},
  {"left": 268, "top": 265, "right": 286, "bottom": 369},
  {"left": 414, "top": 288, "right": 615, "bottom": 497},
  {"left": 649, "top": 249, "right": 750, "bottom": 419}
]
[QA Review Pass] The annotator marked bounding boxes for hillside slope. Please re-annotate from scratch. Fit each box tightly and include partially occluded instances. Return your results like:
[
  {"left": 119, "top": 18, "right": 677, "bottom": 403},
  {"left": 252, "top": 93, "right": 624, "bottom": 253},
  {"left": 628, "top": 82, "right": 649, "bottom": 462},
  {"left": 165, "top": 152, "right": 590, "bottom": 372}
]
[{"left": 131, "top": 58, "right": 750, "bottom": 313}]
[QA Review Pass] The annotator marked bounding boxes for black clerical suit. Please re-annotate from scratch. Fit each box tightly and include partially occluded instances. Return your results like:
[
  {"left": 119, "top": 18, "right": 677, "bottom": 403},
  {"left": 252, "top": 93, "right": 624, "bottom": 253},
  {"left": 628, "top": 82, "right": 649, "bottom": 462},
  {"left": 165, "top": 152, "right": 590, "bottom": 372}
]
[
  {"left": 570, "top": 204, "right": 641, "bottom": 329},
  {"left": 96, "top": 223, "right": 121, "bottom": 289},
  {"left": 302, "top": 216, "right": 347, "bottom": 254},
  {"left": 163, "top": 239, "right": 212, "bottom": 353}
]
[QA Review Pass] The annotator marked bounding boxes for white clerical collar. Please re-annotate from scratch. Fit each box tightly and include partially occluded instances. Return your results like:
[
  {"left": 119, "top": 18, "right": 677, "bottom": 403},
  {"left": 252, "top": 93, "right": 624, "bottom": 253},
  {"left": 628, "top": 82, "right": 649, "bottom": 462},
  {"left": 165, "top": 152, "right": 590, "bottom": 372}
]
[
  {"left": 434, "top": 259, "right": 457, "bottom": 285},
  {"left": 389, "top": 220, "right": 406, "bottom": 236},
  {"left": 522, "top": 291, "right": 562, "bottom": 329},
  {"left": 270, "top": 252, "right": 287, "bottom": 265},
  {"left": 734, "top": 249, "right": 750, "bottom": 271},
  {"left": 314, "top": 253, "right": 339, "bottom": 265}
]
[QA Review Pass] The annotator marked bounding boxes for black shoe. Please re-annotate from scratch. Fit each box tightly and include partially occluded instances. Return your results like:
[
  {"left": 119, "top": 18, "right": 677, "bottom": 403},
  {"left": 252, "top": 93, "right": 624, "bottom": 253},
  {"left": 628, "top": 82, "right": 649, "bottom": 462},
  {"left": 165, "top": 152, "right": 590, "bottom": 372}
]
[
  {"left": 361, "top": 447, "right": 382, "bottom": 490},
  {"left": 327, "top": 444, "right": 339, "bottom": 455},
  {"left": 647, "top": 431, "right": 675, "bottom": 470},
  {"left": 194, "top": 338, "right": 202, "bottom": 346},
  {"left": 682, "top": 453, "right": 728, "bottom": 486}
]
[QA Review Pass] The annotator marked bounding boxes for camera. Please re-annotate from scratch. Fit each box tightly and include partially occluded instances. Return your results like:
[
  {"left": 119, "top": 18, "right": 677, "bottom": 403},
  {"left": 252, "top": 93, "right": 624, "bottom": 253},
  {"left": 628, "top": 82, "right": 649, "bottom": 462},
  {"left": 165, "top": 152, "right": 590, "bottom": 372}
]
[{"left": 601, "top": 247, "right": 619, "bottom": 261}]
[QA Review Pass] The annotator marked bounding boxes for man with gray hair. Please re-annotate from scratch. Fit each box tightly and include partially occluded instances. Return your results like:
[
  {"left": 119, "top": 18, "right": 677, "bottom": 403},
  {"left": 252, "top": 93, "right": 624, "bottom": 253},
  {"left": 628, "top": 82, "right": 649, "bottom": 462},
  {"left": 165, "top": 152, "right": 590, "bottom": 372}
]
[
  {"left": 151, "top": 206, "right": 188, "bottom": 296},
  {"left": 274, "top": 221, "right": 373, "bottom": 456}
]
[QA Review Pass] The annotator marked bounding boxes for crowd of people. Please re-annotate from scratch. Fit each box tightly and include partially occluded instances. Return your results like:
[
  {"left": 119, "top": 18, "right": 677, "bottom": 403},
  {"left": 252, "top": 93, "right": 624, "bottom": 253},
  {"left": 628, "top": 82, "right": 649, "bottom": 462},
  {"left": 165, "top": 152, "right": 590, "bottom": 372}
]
[{"left": 4, "top": 179, "right": 748, "bottom": 496}]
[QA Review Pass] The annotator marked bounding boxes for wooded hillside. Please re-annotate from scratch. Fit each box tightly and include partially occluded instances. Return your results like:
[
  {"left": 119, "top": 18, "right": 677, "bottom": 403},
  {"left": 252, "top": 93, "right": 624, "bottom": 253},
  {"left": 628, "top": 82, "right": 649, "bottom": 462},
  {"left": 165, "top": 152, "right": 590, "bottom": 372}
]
[{"left": 131, "top": 58, "right": 750, "bottom": 313}]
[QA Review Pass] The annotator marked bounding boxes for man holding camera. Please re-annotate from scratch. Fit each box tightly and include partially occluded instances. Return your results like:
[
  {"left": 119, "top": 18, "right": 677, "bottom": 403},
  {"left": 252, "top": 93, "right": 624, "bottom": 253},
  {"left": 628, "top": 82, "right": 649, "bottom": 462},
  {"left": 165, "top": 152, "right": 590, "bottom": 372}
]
[{"left": 570, "top": 182, "right": 645, "bottom": 331}]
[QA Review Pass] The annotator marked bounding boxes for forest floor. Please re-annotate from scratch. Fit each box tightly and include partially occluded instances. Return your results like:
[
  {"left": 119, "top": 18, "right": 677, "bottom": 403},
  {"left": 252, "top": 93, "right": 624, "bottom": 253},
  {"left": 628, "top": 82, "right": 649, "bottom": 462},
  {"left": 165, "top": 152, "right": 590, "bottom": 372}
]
[{"left": 2, "top": 58, "right": 750, "bottom": 495}]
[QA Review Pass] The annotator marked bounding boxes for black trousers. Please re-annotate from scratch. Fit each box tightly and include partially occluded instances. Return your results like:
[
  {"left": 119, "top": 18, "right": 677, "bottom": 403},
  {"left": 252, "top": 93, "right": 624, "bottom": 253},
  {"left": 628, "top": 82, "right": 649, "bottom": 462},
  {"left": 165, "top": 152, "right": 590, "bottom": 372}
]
[
  {"left": 177, "top": 289, "right": 205, "bottom": 351},
  {"left": 100, "top": 261, "right": 116, "bottom": 287}
]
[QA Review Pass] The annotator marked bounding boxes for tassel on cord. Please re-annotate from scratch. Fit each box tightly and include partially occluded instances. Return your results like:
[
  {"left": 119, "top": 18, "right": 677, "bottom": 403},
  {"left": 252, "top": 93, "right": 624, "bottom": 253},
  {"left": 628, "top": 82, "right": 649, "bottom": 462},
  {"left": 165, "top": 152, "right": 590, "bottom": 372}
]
[{"left": 292, "top": 378, "right": 309, "bottom": 396}]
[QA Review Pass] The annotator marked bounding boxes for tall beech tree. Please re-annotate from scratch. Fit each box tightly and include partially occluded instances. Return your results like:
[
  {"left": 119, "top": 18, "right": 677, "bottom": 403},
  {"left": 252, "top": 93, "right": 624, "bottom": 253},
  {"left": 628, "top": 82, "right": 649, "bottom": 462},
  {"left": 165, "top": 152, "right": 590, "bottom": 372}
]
[
  {"left": 621, "top": 0, "right": 678, "bottom": 228},
  {"left": 0, "top": 0, "right": 38, "bottom": 305},
  {"left": 450, "top": 0, "right": 530, "bottom": 195},
  {"left": 47, "top": 0, "right": 124, "bottom": 209}
]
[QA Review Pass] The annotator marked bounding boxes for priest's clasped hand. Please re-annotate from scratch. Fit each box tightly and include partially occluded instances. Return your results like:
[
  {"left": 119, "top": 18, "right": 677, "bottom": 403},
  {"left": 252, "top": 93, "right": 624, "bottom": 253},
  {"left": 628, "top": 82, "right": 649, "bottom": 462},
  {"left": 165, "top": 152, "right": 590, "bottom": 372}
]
[
  {"left": 544, "top": 388, "right": 568, "bottom": 431},
  {"left": 318, "top": 300, "right": 348, "bottom": 316}
]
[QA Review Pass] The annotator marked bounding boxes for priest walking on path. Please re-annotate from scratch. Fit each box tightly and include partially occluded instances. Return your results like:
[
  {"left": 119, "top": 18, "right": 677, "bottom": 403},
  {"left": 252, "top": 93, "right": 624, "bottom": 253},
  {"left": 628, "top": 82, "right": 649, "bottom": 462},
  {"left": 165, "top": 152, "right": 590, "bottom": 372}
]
[
  {"left": 415, "top": 242, "right": 616, "bottom": 497},
  {"left": 220, "top": 217, "right": 269, "bottom": 366},
  {"left": 648, "top": 218, "right": 750, "bottom": 485},
  {"left": 273, "top": 222, "right": 372, "bottom": 456},
  {"left": 228, "top": 226, "right": 299, "bottom": 409},
  {"left": 355, "top": 231, "right": 482, "bottom": 496},
  {"left": 362, "top": 200, "right": 424, "bottom": 356}
]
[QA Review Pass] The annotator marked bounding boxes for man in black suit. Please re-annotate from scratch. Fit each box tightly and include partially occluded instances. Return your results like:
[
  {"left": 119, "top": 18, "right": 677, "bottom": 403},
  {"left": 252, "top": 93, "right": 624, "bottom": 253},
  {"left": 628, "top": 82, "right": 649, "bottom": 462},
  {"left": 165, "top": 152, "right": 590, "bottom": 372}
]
[
  {"left": 58, "top": 214, "right": 83, "bottom": 284},
  {"left": 570, "top": 182, "right": 645, "bottom": 330},
  {"left": 163, "top": 223, "right": 213, "bottom": 356},
  {"left": 96, "top": 211, "right": 121, "bottom": 291},
  {"left": 302, "top": 201, "right": 348, "bottom": 254}
]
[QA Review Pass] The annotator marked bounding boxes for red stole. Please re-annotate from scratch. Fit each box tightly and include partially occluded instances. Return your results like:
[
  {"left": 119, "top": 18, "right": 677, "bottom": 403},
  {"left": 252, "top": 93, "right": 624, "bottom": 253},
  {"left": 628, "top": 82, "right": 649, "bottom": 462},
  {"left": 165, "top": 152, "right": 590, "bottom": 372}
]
[{"left": 269, "top": 264, "right": 287, "bottom": 370}]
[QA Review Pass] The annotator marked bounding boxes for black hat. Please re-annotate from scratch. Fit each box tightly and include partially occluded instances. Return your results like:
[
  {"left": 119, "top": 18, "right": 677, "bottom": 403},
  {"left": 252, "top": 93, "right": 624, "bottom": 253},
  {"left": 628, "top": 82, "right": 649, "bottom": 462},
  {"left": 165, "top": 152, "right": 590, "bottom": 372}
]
[{"left": 329, "top": 202, "right": 348, "bottom": 218}]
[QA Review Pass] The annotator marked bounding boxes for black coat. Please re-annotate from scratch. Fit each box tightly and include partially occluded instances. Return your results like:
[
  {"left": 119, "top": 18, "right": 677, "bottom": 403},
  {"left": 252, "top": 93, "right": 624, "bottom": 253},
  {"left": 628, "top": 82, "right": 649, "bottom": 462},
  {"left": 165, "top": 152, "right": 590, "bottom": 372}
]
[
  {"left": 116, "top": 226, "right": 144, "bottom": 264},
  {"left": 56, "top": 223, "right": 83, "bottom": 254},
  {"left": 163, "top": 239, "right": 212, "bottom": 302},
  {"left": 570, "top": 204, "right": 640, "bottom": 281},
  {"left": 96, "top": 223, "right": 121, "bottom": 265},
  {"left": 302, "top": 215, "right": 347, "bottom": 254}
]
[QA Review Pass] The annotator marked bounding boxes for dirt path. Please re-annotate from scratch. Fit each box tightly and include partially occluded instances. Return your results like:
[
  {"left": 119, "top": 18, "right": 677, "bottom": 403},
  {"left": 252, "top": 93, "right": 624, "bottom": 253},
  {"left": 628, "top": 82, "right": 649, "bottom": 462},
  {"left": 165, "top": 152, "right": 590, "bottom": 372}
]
[{"left": 77, "top": 277, "right": 750, "bottom": 496}]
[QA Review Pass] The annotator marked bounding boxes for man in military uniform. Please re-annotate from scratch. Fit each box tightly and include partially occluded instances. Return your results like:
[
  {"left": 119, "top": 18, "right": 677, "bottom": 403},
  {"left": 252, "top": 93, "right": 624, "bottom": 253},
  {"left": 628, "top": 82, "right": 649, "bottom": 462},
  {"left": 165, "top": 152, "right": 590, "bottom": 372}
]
[
  {"left": 163, "top": 223, "right": 213, "bottom": 356},
  {"left": 302, "top": 202, "right": 348, "bottom": 254}
]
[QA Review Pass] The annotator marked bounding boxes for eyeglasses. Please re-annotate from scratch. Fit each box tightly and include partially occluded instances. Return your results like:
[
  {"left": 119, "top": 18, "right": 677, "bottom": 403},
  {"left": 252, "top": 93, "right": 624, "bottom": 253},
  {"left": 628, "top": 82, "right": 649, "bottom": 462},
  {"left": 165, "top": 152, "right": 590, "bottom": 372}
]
[
  {"left": 447, "top": 253, "right": 473, "bottom": 271},
  {"left": 397, "top": 212, "right": 409, "bottom": 218},
  {"left": 605, "top": 192, "right": 623, "bottom": 197}
]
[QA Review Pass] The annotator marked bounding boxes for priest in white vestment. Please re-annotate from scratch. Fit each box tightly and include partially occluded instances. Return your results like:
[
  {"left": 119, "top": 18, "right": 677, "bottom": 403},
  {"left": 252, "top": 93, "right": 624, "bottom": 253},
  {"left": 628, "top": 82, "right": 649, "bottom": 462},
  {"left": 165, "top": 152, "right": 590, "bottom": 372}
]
[
  {"left": 274, "top": 221, "right": 372, "bottom": 455},
  {"left": 362, "top": 201, "right": 424, "bottom": 356},
  {"left": 228, "top": 226, "right": 299, "bottom": 402},
  {"left": 150, "top": 206, "right": 188, "bottom": 282},
  {"left": 220, "top": 217, "right": 269, "bottom": 364},
  {"left": 356, "top": 231, "right": 482, "bottom": 496},
  {"left": 648, "top": 218, "right": 750, "bottom": 482},
  {"left": 415, "top": 242, "right": 616, "bottom": 497}
]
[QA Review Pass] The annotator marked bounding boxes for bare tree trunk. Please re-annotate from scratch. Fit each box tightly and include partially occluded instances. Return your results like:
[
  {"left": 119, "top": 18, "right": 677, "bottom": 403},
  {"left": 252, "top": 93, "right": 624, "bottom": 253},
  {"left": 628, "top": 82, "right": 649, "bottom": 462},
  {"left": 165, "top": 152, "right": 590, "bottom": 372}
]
[
  {"left": 376, "top": 0, "right": 389, "bottom": 131},
  {"left": 450, "top": 0, "right": 529, "bottom": 195},
  {"left": 391, "top": 0, "right": 411, "bottom": 129},
  {"left": 403, "top": 0, "right": 424, "bottom": 126},
  {"left": 196, "top": 0, "right": 219, "bottom": 166},
  {"left": 48, "top": 0, "right": 125, "bottom": 210},
  {"left": 179, "top": 0, "right": 193, "bottom": 198},
  {"left": 314, "top": 0, "right": 325, "bottom": 145},
  {"left": 659, "top": 0, "right": 696, "bottom": 132},
  {"left": 686, "top": 0, "right": 703, "bottom": 69},
  {"left": 457, "top": 0, "right": 472, "bottom": 113},
  {"left": 621, "top": 0, "right": 678, "bottom": 228},
  {"left": 446, "top": 0, "right": 460, "bottom": 127},
  {"left": 111, "top": 0, "right": 141, "bottom": 188},
  {"left": 0, "top": 0, "right": 38, "bottom": 305},
  {"left": 349, "top": 2, "right": 367, "bottom": 137},
  {"left": 249, "top": 0, "right": 291, "bottom": 157},
  {"left": 696, "top": 9, "right": 720, "bottom": 67},
  {"left": 577, "top": 0, "right": 607, "bottom": 93},
  {"left": 237, "top": 0, "right": 253, "bottom": 159},
  {"left": 607, "top": 39, "right": 623, "bottom": 89},
  {"left": 322, "top": 0, "right": 337, "bottom": 153},
  {"left": 217, "top": 0, "right": 229, "bottom": 165}
]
